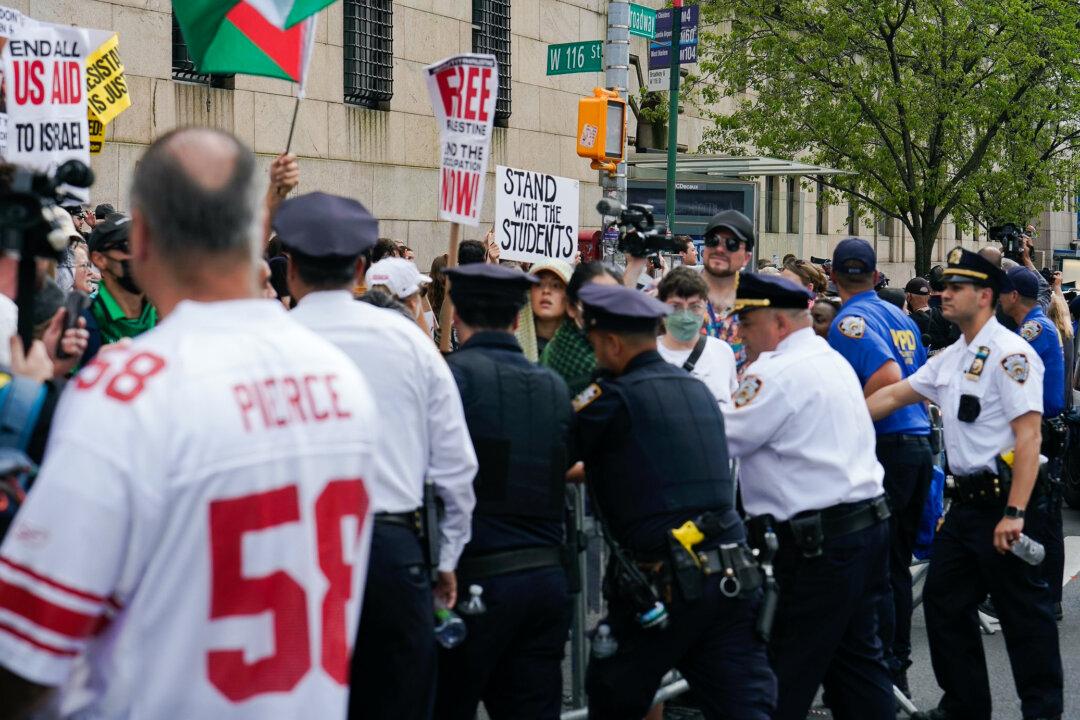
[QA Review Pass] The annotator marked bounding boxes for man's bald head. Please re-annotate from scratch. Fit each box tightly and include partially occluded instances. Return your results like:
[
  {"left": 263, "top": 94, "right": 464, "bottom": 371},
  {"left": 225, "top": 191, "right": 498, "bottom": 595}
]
[
  {"left": 130, "top": 127, "right": 261, "bottom": 282},
  {"left": 978, "top": 246, "right": 1002, "bottom": 268}
]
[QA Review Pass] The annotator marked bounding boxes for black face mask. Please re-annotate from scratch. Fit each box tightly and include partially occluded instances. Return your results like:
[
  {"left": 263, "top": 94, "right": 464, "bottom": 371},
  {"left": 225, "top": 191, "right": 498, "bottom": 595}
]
[{"left": 116, "top": 259, "right": 142, "bottom": 295}]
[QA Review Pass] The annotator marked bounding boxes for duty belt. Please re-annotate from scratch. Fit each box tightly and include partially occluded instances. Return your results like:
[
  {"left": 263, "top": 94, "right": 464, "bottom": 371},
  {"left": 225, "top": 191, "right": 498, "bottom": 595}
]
[
  {"left": 374, "top": 510, "right": 421, "bottom": 533},
  {"left": 457, "top": 545, "right": 564, "bottom": 580},
  {"left": 748, "top": 495, "right": 891, "bottom": 559},
  {"left": 694, "top": 543, "right": 763, "bottom": 598}
]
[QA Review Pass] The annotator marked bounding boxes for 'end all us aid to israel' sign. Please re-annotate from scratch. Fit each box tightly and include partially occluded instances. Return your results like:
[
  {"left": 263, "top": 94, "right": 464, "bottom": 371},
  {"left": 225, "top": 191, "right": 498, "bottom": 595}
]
[{"left": 425, "top": 54, "right": 498, "bottom": 226}]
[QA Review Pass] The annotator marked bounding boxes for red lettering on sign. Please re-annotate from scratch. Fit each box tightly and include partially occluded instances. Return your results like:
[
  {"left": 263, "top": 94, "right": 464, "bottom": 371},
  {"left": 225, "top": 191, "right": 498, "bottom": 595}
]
[
  {"left": 441, "top": 168, "right": 480, "bottom": 218},
  {"left": 477, "top": 68, "right": 492, "bottom": 122},
  {"left": 13, "top": 60, "right": 45, "bottom": 105},
  {"left": 435, "top": 66, "right": 461, "bottom": 119}
]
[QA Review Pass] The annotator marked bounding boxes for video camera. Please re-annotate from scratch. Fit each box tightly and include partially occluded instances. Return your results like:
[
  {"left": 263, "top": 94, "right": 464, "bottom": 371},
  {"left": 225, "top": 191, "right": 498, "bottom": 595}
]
[
  {"left": 989, "top": 222, "right": 1026, "bottom": 264},
  {"left": 596, "top": 197, "right": 678, "bottom": 258},
  {"left": 0, "top": 160, "right": 95, "bottom": 348}
]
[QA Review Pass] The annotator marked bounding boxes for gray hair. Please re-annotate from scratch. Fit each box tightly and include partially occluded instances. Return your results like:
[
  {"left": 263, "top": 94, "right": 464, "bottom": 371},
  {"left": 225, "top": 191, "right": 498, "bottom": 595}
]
[{"left": 129, "top": 128, "right": 261, "bottom": 278}]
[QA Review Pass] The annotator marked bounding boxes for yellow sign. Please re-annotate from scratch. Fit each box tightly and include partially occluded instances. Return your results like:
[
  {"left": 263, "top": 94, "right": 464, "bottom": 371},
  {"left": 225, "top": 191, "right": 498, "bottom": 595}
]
[
  {"left": 85, "top": 32, "right": 130, "bottom": 127},
  {"left": 89, "top": 116, "right": 105, "bottom": 155}
]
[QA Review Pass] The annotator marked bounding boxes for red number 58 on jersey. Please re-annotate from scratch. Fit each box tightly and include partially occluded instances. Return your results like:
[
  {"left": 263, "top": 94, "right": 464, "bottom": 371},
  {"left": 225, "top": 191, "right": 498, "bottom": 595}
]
[{"left": 208, "top": 480, "right": 368, "bottom": 702}]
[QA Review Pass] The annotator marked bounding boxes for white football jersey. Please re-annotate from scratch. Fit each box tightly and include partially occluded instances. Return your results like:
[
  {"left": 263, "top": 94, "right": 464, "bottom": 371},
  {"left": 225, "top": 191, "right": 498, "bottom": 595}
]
[{"left": 0, "top": 299, "right": 378, "bottom": 719}]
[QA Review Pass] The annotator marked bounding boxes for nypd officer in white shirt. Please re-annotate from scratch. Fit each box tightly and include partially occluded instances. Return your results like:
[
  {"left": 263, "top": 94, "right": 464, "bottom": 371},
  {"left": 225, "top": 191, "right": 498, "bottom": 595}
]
[
  {"left": 276, "top": 192, "right": 478, "bottom": 720},
  {"left": 722, "top": 273, "right": 895, "bottom": 720},
  {"left": 868, "top": 248, "right": 1062, "bottom": 720}
]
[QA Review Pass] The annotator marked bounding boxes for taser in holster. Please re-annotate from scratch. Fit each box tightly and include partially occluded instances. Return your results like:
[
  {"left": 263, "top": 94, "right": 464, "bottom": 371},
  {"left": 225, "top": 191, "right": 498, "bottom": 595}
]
[
  {"left": 422, "top": 480, "right": 442, "bottom": 584},
  {"left": 755, "top": 527, "right": 780, "bottom": 644},
  {"left": 669, "top": 521, "right": 705, "bottom": 601}
]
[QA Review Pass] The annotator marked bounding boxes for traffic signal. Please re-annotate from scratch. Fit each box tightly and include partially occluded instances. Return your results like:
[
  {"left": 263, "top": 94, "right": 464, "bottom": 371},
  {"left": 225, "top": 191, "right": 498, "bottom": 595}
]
[{"left": 576, "top": 87, "right": 626, "bottom": 173}]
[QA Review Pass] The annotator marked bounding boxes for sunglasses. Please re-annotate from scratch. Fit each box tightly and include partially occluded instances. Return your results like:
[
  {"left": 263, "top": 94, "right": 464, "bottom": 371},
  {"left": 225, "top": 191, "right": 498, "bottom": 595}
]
[{"left": 703, "top": 234, "right": 747, "bottom": 252}]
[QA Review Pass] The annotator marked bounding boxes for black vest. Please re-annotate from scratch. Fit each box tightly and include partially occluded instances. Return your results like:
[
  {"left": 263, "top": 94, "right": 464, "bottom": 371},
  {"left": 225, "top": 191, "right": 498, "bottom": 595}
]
[
  {"left": 587, "top": 352, "right": 740, "bottom": 552},
  {"left": 449, "top": 335, "right": 571, "bottom": 524}
]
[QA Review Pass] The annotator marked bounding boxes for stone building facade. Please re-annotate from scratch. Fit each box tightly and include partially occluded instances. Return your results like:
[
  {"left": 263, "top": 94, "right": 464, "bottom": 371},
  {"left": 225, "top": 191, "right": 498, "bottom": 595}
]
[{"left": 15, "top": 0, "right": 1077, "bottom": 274}]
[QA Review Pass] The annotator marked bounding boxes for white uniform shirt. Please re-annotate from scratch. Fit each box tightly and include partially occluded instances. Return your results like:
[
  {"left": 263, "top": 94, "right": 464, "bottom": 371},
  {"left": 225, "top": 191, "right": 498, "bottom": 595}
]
[
  {"left": 291, "top": 291, "right": 477, "bottom": 572},
  {"left": 656, "top": 336, "right": 739, "bottom": 406},
  {"left": 723, "top": 326, "right": 885, "bottom": 521},
  {"left": 0, "top": 300, "right": 377, "bottom": 719},
  {"left": 907, "top": 316, "right": 1043, "bottom": 474}
]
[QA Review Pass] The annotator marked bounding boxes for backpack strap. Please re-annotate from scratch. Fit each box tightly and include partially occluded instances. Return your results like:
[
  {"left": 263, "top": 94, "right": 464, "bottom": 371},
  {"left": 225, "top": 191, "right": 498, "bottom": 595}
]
[{"left": 682, "top": 336, "right": 708, "bottom": 373}]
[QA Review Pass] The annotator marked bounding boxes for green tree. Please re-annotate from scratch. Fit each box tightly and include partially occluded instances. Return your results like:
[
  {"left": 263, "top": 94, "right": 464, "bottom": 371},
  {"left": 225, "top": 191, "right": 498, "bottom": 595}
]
[{"left": 695, "top": 0, "right": 1080, "bottom": 273}]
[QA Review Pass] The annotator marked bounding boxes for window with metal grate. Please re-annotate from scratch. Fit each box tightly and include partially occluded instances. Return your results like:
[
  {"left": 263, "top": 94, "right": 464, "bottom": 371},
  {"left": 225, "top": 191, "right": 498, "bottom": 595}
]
[
  {"left": 172, "top": 14, "right": 233, "bottom": 88},
  {"left": 344, "top": 0, "right": 393, "bottom": 108},
  {"left": 472, "top": 0, "right": 511, "bottom": 122}
]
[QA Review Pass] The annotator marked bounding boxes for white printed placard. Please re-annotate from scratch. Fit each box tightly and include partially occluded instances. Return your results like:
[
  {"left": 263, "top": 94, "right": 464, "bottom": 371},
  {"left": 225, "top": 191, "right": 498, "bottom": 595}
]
[{"left": 495, "top": 165, "right": 580, "bottom": 264}]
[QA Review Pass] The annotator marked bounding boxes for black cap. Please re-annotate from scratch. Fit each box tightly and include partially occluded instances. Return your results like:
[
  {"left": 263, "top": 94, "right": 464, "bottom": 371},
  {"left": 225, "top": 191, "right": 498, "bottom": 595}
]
[
  {"left": 703, "top": 209, "right": 755, "bottom": 249},
  {"left": 734, "top": 273, "right": 813, "bottom": 313},
  {"left": 578, "top": 283, "right": 671, "bottom": 333},
  {"left": 94, "top": 203, "right": 115, "bottom": 220},
  {"left": 940, "top": 246, "right": 1004, "bottom": 291},
  {"left": 444, "top": 263, "right": 536, "bottom": 309},
  {"left": 87, "top": 213, "right": 131, "bottom": 253},
  {"left": 832, "top": 237, "right": 876, "bottom": 275},
  {"left": 273, "top": 192, "right": 378, "bottom": 258},
  {"left": 904, "top": 277, "right": 930, "bottom": 295}
]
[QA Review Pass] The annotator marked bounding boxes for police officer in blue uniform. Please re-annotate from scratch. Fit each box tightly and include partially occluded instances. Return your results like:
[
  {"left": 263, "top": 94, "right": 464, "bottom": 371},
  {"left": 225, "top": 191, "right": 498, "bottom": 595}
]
[
  {"left": 1001, "top": 265, "right": 1067, "bottom": 618},
  {"left": 433, "top": 263, "right": 575, "bottom": 720},
  {"left": 573, "top": 282, "right": 776, "bottom": 720},
  {"left": 827, "top": 238, "right": 932, "bottom": 695},
  {"left": 869, "top": 248, "right": 1062, "bottom": 720}
]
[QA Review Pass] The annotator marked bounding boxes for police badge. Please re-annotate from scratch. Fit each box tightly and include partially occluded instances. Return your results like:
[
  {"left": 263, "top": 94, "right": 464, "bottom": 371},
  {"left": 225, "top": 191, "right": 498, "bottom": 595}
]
[
  {"left": 733, "top": 376, "right": 764, "bottom": 408},
  {"left": 572, "top": 383, "right": 603, "bottom": 412},
  {"left": 838, "top": 316, "right": 865, "bottom": 340},
  {"left": 947, "top": 247, "right": 964, "bottom": 265},
  {"left": 1000, "top": 354, "right": 1030, "bottom": 384},
  {"left": 1019, "top": 321, "right": 1042, "bottom": 341}
]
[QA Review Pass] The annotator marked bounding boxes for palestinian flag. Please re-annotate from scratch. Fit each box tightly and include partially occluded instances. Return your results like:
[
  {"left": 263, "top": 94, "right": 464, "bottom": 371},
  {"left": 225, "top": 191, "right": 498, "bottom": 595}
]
[{"left": 172, "top": 0, "right": 329, "bottom": 84}]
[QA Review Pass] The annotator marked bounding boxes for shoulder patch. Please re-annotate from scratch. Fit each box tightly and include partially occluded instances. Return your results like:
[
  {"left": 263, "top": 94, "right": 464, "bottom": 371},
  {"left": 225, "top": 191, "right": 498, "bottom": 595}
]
[
  {"left": 1019, "top": 320, "right": 1042, "bottom": 342},
  {"left": 1000, "top": 353, "right": 1030, "bottom": 384},
  {"left": 572, "top": 383, "right": 603, "bottom": 412},
  {"left": 838, "top": 315, "right": 865, "bottom": 339},
  {"left": 733, "top": 375, "right": 764, "bottom": 408}
]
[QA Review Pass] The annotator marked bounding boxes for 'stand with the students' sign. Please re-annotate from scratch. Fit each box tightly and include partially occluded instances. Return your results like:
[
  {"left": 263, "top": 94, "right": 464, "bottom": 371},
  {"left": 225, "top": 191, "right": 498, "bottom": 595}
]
[
  {"left": 424, "top": 54, "right": 498, "bottom": 227},
  {"left": 495, "top": 164, "right": 580, "bottom": 264}
]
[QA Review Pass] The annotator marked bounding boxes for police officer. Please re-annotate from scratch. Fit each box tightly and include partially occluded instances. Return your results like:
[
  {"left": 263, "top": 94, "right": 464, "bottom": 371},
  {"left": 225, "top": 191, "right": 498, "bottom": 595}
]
[
  {"left": 433, "top": 263, "right": 574, "bottom": 720},
  {"left": 827, "top": 238, "right": 933, "bottom": 696},
  {"left": 275, "top": 193, "right": 479, "bottom": 720},
  {"left": 868, "top": 248, "right": 1062, "bottom": 720},
  {"left": 574, "top": 282, "right": 776, "bottom": 720},
  {"left": 1001, "top": 265, "right": 1067, "bottom": 619},
  {"left": 723, "top": 273, "right": 893, "bottom": 720}
]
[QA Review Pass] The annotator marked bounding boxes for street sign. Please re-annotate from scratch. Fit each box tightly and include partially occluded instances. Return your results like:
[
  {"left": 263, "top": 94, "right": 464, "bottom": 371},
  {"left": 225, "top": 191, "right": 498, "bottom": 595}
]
[
  {"left": 647, "top": 68, "right": 669, "bottom": 92},
  {"left": 628, "top": 3, "right": 657, "bottom": 39},
  {"left": 648, "top": 5, "right": 699, "bottom": 70},
  {"left": 547, "top": 40, "right": 603, "bottom": 75}
]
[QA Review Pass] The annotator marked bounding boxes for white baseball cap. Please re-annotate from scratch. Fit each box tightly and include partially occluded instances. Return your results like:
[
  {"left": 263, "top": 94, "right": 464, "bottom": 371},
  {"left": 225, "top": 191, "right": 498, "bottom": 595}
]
[{"left": 365, "top": 257, "right": 431, "bottom": 299}]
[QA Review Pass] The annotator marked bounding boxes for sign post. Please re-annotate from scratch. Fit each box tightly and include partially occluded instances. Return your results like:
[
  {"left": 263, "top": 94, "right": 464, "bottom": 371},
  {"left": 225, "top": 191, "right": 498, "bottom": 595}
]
[
  {"left": 424, "top": 53, "right": 498, "bottom": 352},
  {"left": 666, "top": 2, "right": 683, "bottom": 235}
]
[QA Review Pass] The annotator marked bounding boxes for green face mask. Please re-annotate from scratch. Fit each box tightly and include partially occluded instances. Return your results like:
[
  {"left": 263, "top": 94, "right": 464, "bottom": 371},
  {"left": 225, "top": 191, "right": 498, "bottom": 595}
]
[{"left": 666, "top": 309, "right": 705, "bottom": 342}]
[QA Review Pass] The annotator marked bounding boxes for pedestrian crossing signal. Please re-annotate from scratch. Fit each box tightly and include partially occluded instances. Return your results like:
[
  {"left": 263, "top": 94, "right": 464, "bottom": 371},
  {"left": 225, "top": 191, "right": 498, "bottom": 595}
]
[{"left": 576, "top": 88, "right": 626, "bottom": 173}]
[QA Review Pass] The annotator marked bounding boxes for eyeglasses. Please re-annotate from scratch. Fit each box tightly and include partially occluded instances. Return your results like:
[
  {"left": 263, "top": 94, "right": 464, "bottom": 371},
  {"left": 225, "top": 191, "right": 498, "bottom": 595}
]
[
  {"left": 666, "top": 300, "right": 707, "bottom": 313},
  {"left": 703, "top": 234, "right": 746, "bottom": 252}
]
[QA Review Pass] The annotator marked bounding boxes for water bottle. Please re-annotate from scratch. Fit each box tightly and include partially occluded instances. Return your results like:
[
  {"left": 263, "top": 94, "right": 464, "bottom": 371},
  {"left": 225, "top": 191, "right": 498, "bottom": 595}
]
[
  {"left": 459, "top": 584, "right": 487, "bottom": 616},
  {"left": 1010, "top": 533, "right": 1045, "bottom": 566},
  {"left": 591, "top": 623, "right": 618, "bottom": 659},
  {"left": 433, "top": 607, "right": 467, "bottom": 649}
]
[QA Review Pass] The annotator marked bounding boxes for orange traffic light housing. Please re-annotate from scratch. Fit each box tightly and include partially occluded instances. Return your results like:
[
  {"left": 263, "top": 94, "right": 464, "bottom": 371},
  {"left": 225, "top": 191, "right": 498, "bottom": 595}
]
[{"left": 576, "top": 88, "right": 627, "bottom": 173}]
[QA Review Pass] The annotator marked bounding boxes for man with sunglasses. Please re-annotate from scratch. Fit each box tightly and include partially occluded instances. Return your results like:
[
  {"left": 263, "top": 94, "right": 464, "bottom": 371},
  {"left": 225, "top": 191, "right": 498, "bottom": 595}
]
[
  {"left": 699, "top": 210, "right": 755, "bottom": 374},
  {"left": 81, "top": 213, "right": 158, "bottom": 365}
]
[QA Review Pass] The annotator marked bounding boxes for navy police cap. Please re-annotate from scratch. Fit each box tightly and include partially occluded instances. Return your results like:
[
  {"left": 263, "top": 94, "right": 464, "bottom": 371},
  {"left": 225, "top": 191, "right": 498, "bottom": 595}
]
[
  {"left": 273, "top": 192, "right": 378, "bottom": 258},
  {"left": 940, "top": 246, "right": 1004, "bottom": 291},
  {"left": 578, "top": 283, "right": 671, "bottom": 332},
  {"left": 444, "top": 262, "right": 537, "bottom": 307},
  {"left": 87, "top": 213, "right": 131, "bottom": 253},
  {"left": 832, "top": 237, "right": 876, "bottom": 275},
  {"left": 1005, "top": 266, "right": 1040, "bottom": 299},
  {"left": 734, "top": 273, "right": 813, "bottom": 313}
]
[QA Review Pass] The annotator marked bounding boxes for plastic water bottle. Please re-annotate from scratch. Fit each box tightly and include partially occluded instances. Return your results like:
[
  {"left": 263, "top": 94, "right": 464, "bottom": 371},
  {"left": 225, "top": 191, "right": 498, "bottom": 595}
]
[
  {"left": 1010, "top": 534, "right": 1046, "bottom": 566},
  {"left": 591, "top": 624, "right": 618, "bottom": 659},
  {"left": 434, "top": 607, "right": 467, "bottom": 649},
  {"left": 459, "top": 584, "right": 487, "bottom": 616}
]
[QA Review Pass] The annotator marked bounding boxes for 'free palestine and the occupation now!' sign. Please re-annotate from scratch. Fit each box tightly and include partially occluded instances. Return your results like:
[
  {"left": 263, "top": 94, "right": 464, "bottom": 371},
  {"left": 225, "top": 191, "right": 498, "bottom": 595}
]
[{"left": 495, "top": 165, "right": 580, "bottom": 265}]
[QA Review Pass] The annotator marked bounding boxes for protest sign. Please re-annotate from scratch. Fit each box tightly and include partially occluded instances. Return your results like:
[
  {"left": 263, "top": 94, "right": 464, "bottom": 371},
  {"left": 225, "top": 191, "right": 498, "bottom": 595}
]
[
  {"left": 86, "top": 32, "right": 129, "bottom": 126},
  {"left": 495, "top": 165, "right": 580, "bottom": 264},
  {"left": 1, "top": 20, "right": 90, "bottom": 171},
  {"left": 0, "top": 4, "right": 28, "bottom": 156},
  {"left": 88, "top": 114, "right": 104, "bottom": 154},
  {"left": 424, "top": 54, "right": 498, "bottom": 226}
]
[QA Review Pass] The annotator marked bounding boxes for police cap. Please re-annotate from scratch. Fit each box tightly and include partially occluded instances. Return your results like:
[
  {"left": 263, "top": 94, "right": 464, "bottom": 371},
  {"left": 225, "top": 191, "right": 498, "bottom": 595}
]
[
  {"left": 940, "top": 246, "right": 1004, "bottom": 291},
  {"left": 578, "top": 282, "right": 671, "bottom": 333},
  {"left": 273, "top": 192, "right": 378, "bottom": 259},
  {"left": 87, "top": 213, "right": 131, "bottom": 253},
  {"left": 444, "top": 262, "right": 536, "bottom": 309},
  {"left": 734, "top": 273, "right": 813, "bottom": 313},
  {"left": 703, "top": 209, "right": 755, "bottom": 249},
  {"left": 832, "top": 237, "right": 876, "bottom": 275},
  {"left": 1005, "top": 266, "right": 1040, "bottom": 299}
]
